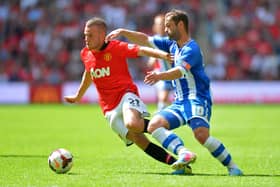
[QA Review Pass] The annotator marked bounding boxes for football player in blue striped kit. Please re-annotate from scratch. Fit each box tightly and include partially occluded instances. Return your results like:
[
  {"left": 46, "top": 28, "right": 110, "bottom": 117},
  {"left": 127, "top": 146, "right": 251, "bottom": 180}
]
[{"left": 106, "top": 9, "right": 243, "bottom": 176}]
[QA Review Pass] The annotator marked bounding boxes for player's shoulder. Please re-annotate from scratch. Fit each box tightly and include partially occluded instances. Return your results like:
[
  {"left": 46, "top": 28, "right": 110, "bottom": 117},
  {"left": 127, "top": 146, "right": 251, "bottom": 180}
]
[
  {"left": 80, "top": 47, "right": 88, "bottom": 55},
  {"left": 106, "top": 40, "right": 129, "bottom": 49},
  {"left": 80, "top": 47, "right": 96, "bottom": 63},
  {"left": 108, "top": 40, "right": 119, "bottom": 45},
  {"left": 108, "top": 40, "right": 124, "bottom": 46},
  {"left": 153, "top": 34, "right": 168, "bottom": 39},
  {"left": 152, "top": 35, "right": 171, "bottom": 43},
  {"left": 80, "top": 47, "right": 89, "bottom": 59},
  {"left": 182, "top": 40, "right": 200, "bottom": 53},
  {"left": 188, "top": 39, "right": 200, "bottom": 49},
  {"left": 111, "top": 40, "right": 139, "bottom": 52}
]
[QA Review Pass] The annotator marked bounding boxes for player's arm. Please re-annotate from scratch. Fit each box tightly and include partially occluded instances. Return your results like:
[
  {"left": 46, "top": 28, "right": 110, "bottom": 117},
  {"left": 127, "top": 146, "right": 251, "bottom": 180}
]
[
  {"left": 138, "top": 46, "right": 173, "bottom": 62},
  {"left": 147, "top": 57, "right": 157, "bottom": 68},
  {"left": 64, "top": 70, "right": 92, "bottom": 103},
  {"left": 144, "top": 67, "right": 182, "bottom": 85},
  {"left": 145, "top": 53, "right": 193, "bottom": 84},
  {"left": 106, "top": 29, "right": 152, "bottom": 47}
]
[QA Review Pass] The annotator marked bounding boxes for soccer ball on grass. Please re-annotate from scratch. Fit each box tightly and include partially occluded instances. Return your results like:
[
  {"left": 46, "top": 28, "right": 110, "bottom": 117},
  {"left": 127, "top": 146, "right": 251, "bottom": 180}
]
[{"left": 48, "top": 148, "right": 73, "bottom": 174}]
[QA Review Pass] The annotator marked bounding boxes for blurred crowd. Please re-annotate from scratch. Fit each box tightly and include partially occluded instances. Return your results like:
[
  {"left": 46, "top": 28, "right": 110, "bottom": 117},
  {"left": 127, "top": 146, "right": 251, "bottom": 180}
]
[
  {"left": 0, "top": 0, "right": 279, "bottom": 84},
  {"left": 205, "top": 0, "right": 280, "bottom": 80}
]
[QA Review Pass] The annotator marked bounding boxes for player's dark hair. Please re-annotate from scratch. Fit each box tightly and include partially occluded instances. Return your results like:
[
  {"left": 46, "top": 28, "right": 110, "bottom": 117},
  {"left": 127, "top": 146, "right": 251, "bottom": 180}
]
[
  {"left": 166, "top": 9, "right": 189, "bottom": 33},
  {"left": 86, "top": 17, "right": 107, "bottom": 32}
]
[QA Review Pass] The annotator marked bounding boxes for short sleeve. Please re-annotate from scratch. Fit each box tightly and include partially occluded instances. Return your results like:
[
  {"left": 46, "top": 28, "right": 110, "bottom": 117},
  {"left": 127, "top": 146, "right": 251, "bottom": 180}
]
[
  {"left": 117, "top": 41, "right": 139, "bottom": 58},
  {"left": 148, "top": 36, "right": 172, "bottom": 53}
]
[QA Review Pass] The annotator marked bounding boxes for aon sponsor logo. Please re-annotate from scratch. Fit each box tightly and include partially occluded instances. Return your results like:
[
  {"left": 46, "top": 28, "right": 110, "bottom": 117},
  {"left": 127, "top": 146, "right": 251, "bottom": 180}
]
[{"left": 90, "top": 67, "right": 110, "bottom": 78}]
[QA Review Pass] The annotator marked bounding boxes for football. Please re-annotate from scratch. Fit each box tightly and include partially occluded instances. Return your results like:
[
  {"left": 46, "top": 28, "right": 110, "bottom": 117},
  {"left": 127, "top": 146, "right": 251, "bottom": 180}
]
[{"left": 48, "top": 148, "right": 73, "bottom": 174}]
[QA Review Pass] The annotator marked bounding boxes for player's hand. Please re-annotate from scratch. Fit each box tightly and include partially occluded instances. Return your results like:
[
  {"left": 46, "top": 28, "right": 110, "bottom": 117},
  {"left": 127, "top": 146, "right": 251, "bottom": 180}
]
[
  {"left": 165, "top": 53, "right": 174, "bottom": 63},
  {"left": 105, "top": 29, "right": 123, "bottom": 42},
  {"left": 144, "top": 71, "right": 160, "bottom": 85},
  {"left": 64, "top": 95, "right": 80, "bottom": 103}
]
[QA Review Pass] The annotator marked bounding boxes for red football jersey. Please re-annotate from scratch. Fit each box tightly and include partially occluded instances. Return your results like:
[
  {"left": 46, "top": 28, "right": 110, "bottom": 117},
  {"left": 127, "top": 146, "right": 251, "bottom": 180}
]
[{"left": 80, "top": 40, "right": 140, "bottom": 114}]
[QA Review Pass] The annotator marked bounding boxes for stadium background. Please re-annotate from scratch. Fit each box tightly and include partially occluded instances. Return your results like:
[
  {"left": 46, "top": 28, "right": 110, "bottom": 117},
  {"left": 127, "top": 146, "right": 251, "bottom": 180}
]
[{"left": 0, "top": 0, "right": 280, "bottom": 104}]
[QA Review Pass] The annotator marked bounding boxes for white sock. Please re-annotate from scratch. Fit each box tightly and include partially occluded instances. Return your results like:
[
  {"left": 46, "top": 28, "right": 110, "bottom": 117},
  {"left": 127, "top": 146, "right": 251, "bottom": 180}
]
[
  {"left": 152, "top": 127, "right": 187, "bottom": 155},
  {"left": 204, "top": 136, "right": 233, "bottom": 168}
]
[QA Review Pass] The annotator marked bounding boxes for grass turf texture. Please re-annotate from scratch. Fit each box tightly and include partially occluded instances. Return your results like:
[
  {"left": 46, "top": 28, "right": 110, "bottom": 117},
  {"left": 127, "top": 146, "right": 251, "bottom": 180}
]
[{"left": 0, "top": 104, "right": 279, "bottom": 187}]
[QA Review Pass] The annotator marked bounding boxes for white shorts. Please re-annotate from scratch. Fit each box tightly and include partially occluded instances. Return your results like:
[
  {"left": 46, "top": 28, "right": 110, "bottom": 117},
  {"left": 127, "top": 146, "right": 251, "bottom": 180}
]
[{"left": 104, "top": 92, "right": 149, "bottom": 146}]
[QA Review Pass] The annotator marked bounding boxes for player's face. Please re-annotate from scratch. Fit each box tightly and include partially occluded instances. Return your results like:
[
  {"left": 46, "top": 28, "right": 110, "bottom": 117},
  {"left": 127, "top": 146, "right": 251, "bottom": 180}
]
[
  {"left": 84, "top": 25, "right": 104, "bottom": 50},
  {"left": 165, "top": 16, "right": 180, "bottom": 41}
]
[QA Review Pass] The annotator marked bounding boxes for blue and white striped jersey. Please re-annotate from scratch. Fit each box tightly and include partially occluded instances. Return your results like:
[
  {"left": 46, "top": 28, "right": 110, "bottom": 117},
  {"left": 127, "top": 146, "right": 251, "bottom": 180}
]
[
  {"left": 152, "top": 35, "right": 173, "bottom": 72},
  {"left": 149, "top": 36, "right": 212, "bottom": 104}
]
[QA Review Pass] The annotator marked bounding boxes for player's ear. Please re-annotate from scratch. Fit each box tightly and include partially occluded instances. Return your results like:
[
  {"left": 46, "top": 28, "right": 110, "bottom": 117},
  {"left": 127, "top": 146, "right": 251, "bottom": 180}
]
[{"left": 178, "top": 21, "right": 184, "bottom": 29}]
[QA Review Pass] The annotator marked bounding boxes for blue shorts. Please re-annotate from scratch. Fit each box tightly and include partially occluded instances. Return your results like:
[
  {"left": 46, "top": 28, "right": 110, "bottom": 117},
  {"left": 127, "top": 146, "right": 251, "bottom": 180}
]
[
  {"left": 157, "top": 99, "right": 212, "bottom": 130},
  {"left": 155, "top": 80, "right": 174, "bottom": 91}
]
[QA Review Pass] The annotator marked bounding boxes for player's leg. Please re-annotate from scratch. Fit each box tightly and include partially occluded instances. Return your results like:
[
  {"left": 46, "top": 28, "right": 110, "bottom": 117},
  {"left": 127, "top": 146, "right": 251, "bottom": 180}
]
[
  {"left": 126, "top": 130, "right": 178, "bottom": 165},
  {"left": 189, "top": 117, "right": 243, "bottom": 176},
  {"left": 147, "top": 104, "right": 197, "bottom": 170},
  {"left": 187, "top": 101, "right": 243, "bottom": 176},
  {"left": 121, "top": 93, "right": 192, "bottom": 174},
  {"left": 156, "top": 80, "right": 173, "bottom": 111},
  {"left": 122, "top": 104, "right": 146, "bottom": 133},
  {"left": 123, "top": 107, "right": 191, "bottom": 174},
  {"left": 105, "top": 93, "right": 179, "bottom": 166},
  {"left": 106, "top": 109, "right": 177, "bottom": 166},
  {"left": 122, "top": 93, "right": 150, "bottom": 133},
  {"left": 128, "top": 115, "right": 192, "bottom": 175},
  {"left": 157, "top": 89, "right": 170, "bottom": 111},
  {"left": 127, "top": 129, "right": 192, "bottom": 175},
  {"left": 121, "top": 94, "right": 179, "bottom": 166}
]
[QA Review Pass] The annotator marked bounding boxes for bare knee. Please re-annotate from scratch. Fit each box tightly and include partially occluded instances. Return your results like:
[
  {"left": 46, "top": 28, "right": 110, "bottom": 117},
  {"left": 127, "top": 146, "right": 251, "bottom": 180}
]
[
  {"left": 147, "top": 116, "right": 169, "bottom": 134},
  {"left": 123, "top": 109, "right": 143, "bottom": 133},
  {"left": 193, "top": 127, "right": 209, "bottom": 144},
  {"left": 125, "top": 118, "right": 143, "bottom": 133}
]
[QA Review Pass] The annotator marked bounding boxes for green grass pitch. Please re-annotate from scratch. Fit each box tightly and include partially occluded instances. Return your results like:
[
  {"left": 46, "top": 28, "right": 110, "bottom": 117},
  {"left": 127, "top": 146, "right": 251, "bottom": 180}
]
[{"left": 0, "top": 104, "right": 279, "bottom": 187}]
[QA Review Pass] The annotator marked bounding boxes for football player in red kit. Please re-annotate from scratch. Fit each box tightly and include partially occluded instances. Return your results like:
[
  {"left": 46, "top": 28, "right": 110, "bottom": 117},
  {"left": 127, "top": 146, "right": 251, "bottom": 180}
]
[{"left": 64, "top": 17, "right": 191, "bottom": 175}]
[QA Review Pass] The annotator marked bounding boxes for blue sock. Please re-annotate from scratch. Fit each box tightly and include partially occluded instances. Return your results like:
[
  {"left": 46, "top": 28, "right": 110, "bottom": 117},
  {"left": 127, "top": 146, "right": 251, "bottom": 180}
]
[
  {"left": 152, "top": 127, "right": 187, "bottom": 155},
  {"left": 203, "top": 136, "right": 233, "bottom": 167}
]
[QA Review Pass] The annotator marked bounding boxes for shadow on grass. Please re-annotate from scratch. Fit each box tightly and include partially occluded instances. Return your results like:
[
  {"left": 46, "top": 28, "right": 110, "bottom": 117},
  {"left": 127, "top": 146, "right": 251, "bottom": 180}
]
[
  {"left": 67, "top": 172, "right": 80, "bottom": 176},
  {"left": 0, "top": 154, "right": 79, "bottom": 159},
  {"left": 0, "top": 154, "right": 47, "bottom": 158},
  {"left": 123, "top": 171, "right": 280, "bottom": 177},
  {"left": 193, "top": 173, "right": 280, "bottom": 177}
]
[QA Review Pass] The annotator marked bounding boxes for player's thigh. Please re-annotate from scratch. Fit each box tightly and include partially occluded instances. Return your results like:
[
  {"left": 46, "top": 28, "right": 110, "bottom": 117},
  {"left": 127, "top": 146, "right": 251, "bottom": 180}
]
[
  {"left": 121, "top": 93, "right": 149, "bottom": 115},
  {"left": 123, "top": 108, "right": 144, "bottom": 132},
  {"left": 105, "top": 107, "right": 133, "bottom": 146},
  {"left": 147, "top": 114, "right": 169, "bottom": 133},
  {"left": 122, "top": 93, "right": 149, "bottom": 130},
  {"left": 185, "top": 99, "right": 211, "bottom": 126},
  {"left": 149, "top": 103, "right": 186, "bottom": 131},
  {"left": 122, "top": 107, "right": 142, "bottom": 124}
]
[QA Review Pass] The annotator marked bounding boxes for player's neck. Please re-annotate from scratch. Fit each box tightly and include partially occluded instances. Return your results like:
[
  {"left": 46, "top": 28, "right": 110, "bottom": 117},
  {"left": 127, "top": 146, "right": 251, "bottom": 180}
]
[
  {"left": 177, "top": 35, "right": 191, "bottom": 48},
  {"left": 99, "top": 41, "right": 109, "bottom": 51},
  {"left": 92, "top": 42, "right": 109, "bottom": 52}
]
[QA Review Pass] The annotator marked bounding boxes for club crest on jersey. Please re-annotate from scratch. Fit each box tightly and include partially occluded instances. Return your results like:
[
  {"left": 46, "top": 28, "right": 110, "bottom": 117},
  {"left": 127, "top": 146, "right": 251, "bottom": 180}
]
[
  {"left": 90, "top": 67, "right": 110, "bottom": 79},
  {"left": 103, "top": 53, "right": 112, "bottom": 62}
]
